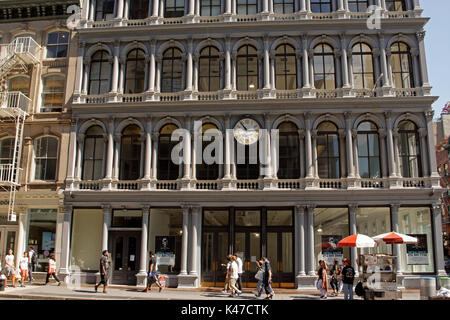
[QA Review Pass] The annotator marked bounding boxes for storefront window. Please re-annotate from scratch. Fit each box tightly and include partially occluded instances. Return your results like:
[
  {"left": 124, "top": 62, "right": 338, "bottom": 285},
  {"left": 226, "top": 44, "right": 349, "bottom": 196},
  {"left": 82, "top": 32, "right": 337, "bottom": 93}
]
[
  {"left": 112, "top": 209, "right": 142, "bottom": 228},
  {"left": 398, "top": 207, "right": 434, "bottom": 273},
  {"left": 267, "top": 210, "right": 292, "bottom": 226},
  {"left": 204, "top": 210, "right": 229, "bottom": 226},
  {"left": 356, "top": 207, "right": 391, "bottom": 254},
  {"left": 314, "top": 207, "right": 349, "bottom": 266},
  {"left": 235, "top": 210, "right": 260, "bottom": 226},
  {"left": 149, "top": 209, "right": 182, "bottom": 274},
  {"left": 27, "top": 209, "right": 57, "bottom": 272},
  {"left": 70, "top": 209, "right": 102, "bottom": 271}
]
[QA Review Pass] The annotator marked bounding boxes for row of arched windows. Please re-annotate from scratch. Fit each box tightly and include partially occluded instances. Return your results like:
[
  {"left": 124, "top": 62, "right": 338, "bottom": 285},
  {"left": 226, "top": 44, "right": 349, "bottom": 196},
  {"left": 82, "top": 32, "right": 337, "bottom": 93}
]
[
  {"left": 78, "top": 119, "right": 422, "bottom": 182},
  {"left": 87, "top": 41, "right": 414, "bottom": 94}
]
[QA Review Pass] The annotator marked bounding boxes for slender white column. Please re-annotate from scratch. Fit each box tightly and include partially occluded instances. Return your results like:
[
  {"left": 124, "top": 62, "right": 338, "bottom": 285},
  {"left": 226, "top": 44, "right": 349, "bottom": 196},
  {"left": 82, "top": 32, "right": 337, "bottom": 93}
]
[
  {"left": 225, "top": 38, "right": 232, "bottom": 90},
  {"left": 189, "top": 206, "right": 200, "bottom": 275},
  {"left": 306, "top": 204, "right": 315, "bottom": 276},
  {"left": 379, "top": 35, "right": 390, "bottom": 87},
  {"left": 15, "top": 212, "right": 27, "bottom": 268},
  {"left": 263, "top": 38, "right": 270, "bottom": 90},
  {"left": 105, "top": 118, "right": 114, "bottom": 180},
  {"left": 75, "top": 134, "right": 85, "bottom": 180},
  {"left": 301, "top": 36, "right": 310, "bottom": 88},
  {"left": 390, "top": 204, "right": 402, "bottom": 275},
  {"left": 264, "top": 115, "right": 273, "bottom": 178},
  {"left": 118, "top": 56, "right": 126, "bottom": 94},
  {"left": 82, "top": 59, "right": 90, "bottom": 94},
  {"left": 392, "top": 129, "right": 401, "bottom": 177},
  {"left": 180, "top": 205, "right": 190, "bottom": 275},
  {"left": 262, "top": 0, "right": 269, "bottom": 13},
  {"left": 416, "top": 30, "right": 430, "bottom": 87},
  {"left": 425, "top": 111, "right": 439, "bottom": 178},
  {"left": 152, "top": 0, "right": 160, "bottom": 16},
  {"left": 155, "top": 55, "right": 162, "bottom": 92},
  {"left": 311, "top": 130, "right": 318, "bottom": 177},
  {"left": 89, "top": 0, "right": 96, "bottom": 21},
  {"left": 385, "top": 113, "right": 397, "bottom": 177},
  {"left": 111, "top": 43, "right": 120, "bottom": 93},
  {"left": 101, "top": 204, "right": 112, "bottom": 251},
  {"left": 67, "top": 120, "right": 78, "bottom": 182},
  {"left": 59, "top": 205, "right": 72, "bottom": 275},
  {"left": 338, "top": 0, "right": 345, "bottom": 11},
  {"left": 139, "top": 205, "right": 150, "bottom": 274},
  {"left": 151, "top": 133, "right": 159, "bottom": 179},
  {"left": 378, "top": 129, "right": 388, "bottom": 178},
  {"left": 183, "top": 118, "right": 192, "bottom": 179},
  {"left": 295, "top": 205, "right": 306, "bottom": 276},
  {"left": 299, "top": 130, "right": 305, "bottom": 178},
  {"left": 305, "top": 114, "right": 313, "bottom": 178},
  {"left": 231, "top": 52, "right": 237, "bottom": 91},
  {"left": 340, "top": 36, "right": 350, "bottom": 88},
  {"left": 348, "top": 204, "right": 358, "bottom": 275},
  {"left": 225, "top": 0, "right": 232, "bottom": 14},
  {"left": 432, "top": 203, "right": 447, "bottom": 276},
  {"left": 300, "top": 0, "right": 306, "bottom": 11},
  {"left": 296, "top": 51, "right": 302, "bottom": 88},
  {"left": 223, "top": 116, "right": 232, "bottom": 179},
  {"left": 188, "top": 0, "right": 195, "bottom": 15},
  {"left": 308, "top": 50, "right": 315, "bottom": 89},
  {"left": 418, "top": 128, "right": 429, "bottom": 177},
  {"left": 116, "top": 0, "right": 125, "bottom": 19},
  {"left": 113, "top": 134, "right": 120, "bottom": 180},
  {"left": 148, "top": 42, "right": 156, "bottom": 92},
  {"left": 74, "top": 42, "right": 86, "bottom": 94},
  {"left": 411, "top": 49, "right": 421, "bottom": 88},
  {"left": 193, "top": 54, "right": 199, "bottom": 92},
  {"left": 345, "top": 113, "right": 355, "bottom": 177},
  {"left": 144, "top": 118, "right": 152, "bottom": 179}
]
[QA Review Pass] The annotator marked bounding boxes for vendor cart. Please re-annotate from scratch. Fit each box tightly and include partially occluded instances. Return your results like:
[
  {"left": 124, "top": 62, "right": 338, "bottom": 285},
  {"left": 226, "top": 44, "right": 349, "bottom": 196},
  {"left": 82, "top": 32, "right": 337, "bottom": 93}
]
[{"left": 359, "top": 253, "right": 402, "bottom": 300}]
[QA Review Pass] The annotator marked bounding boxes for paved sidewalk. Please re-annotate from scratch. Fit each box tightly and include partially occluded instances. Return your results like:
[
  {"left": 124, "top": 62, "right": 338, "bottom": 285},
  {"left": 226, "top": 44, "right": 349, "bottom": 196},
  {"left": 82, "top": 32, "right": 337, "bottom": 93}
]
[{"left": 0, "top": 283, "right": 421, "bottom": 300}]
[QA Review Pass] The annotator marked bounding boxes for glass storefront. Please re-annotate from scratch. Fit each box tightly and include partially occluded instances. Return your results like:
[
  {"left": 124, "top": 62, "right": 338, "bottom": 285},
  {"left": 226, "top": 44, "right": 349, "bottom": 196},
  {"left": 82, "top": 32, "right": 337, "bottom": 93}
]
[
  {"left": 112, "top": 209, "right": 142, "bottom": 227},
  {"left": 356, "top": 207, "right": 391, "bottom": 254},
  {"left": 27, "top": 209, "right": 57, "bottom": 272}
]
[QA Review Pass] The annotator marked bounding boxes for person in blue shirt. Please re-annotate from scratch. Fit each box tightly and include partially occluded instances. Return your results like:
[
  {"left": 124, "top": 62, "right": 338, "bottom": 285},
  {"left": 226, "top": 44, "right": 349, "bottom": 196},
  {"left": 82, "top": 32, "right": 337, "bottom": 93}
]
[{"left": 256, "top": 257, "right": 275, "bottom": 299}]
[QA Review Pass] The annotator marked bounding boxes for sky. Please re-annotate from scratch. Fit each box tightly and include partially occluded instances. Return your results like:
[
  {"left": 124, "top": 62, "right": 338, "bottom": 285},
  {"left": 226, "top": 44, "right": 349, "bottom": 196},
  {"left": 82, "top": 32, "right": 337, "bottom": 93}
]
[{"left": 421, "top": 0, "right": 450, "bottom": 118}]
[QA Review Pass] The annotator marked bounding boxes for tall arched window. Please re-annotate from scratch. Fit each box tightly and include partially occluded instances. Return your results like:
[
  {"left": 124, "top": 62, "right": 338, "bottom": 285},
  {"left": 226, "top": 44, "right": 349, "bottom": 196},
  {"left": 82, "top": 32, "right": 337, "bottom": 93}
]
[
  {"left": 391, "top": 42, "right": 414, "bottom": 89},
  {"left": 41, "top": 75, "right": 65, "bottom": 112},
  {"left": 311, "top": 0, "right": 332, "bottom": 13},
  {"left": 125, "top": 49, "right": 146, "bottom": 94},
  {"left": 237, "top": 0, "right": 258, "bottom": 14},
  {"left": 197, "top": 123, "right": 220, "bottom": 180},
  {"left": 120, "top": 125, "right": 142, "bottom": 180},
  {"left": 317, "top": 121, "right": 340, "bottom": 179},
  {"left": 82, "top": 126, "right": 105, "bottom": 180},
  {"left": 34, "top": 136, "right": 58, "bottom": 181},
  {"left": 274, "top": 0, "right": 294, "bottom": 14},
  {"left": 199, "top": 46, "right": 221, "bottom": 92},
  {"left": 398, "top": 121, "right": 422, "bottom": 178},
  {"left": 352, "top": 43, "right": 374, "bottom": 89},
  {"left": 0, "top": 138, "right": 14, "bottom": 164},
  {"left": 236, "top": 45, "right": 258, "bottom": 91},
  {"left": 95, "top": 0, "right": 115, "bottom": 20},
  {"left": 278, "top": 122, "right": 300, "bottom": 179},
  {"left": 385, "top": 0, "right": 406, "bottom": 11},
  {"left": 357, "top": 121, "right": 381, "bottom": 178},
  {"left": 275, "top": 44, "right": 297, "bottom": 90},
  {"left": 164, "top": 0, "right": 185, "bottom": 17},
  {"left": 161, "top": 47, "right": 183, "bottom": 93},
  {"left": 8, "top": 76, "right": 30, "bottom": 96},
  {"left": 348, "top": 0, "right": 368, "bottom": 12},
  {"left": 158, "top": 124, "right": 180, "bottom": 180},
  {"left": 129, "top": 0, "right": 149, "bottom": 19},
  {"left": 89, "top": 50, "right": 111, "bottom": 94},
  {"left": 200, "top": 0, "right": 221, "bottom": 16},
  {"left": 313, "top": 43, "right": 335, "bottom": 90}
]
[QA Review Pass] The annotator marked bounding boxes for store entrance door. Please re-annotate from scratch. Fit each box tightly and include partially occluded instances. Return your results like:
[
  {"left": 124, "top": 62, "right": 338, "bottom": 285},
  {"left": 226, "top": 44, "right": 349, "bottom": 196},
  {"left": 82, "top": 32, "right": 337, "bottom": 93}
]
[
  {"left": 109, "top": 231, "right": 141, "bottom": 285},
  {"left": 0, "top": 227, "right": 18, "bottom": 265},
  {"left": 234, "top": 231, "right": 261, "bottom": 288},
  {"left": 201, "top": 231, "right": 229, "bottom": 287},
  {"left": 266, "top": 231, "right": 295, "bottom": 288}
]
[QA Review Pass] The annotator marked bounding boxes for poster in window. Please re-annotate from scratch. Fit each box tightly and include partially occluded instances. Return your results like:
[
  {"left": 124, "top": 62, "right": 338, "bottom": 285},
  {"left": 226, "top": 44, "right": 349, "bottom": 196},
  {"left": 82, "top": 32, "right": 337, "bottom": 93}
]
[
  {"left": 42, "top": 232, "right": 55, "bottom": 251},
  {"left": 155, "top": 236, "right": 176, "bottom": 266},
  {"left": 321, "top": 235, "right": 343, "bottom": 265},
  {"left": 406, "top": 234, "right": 428, "bottom": 265}
]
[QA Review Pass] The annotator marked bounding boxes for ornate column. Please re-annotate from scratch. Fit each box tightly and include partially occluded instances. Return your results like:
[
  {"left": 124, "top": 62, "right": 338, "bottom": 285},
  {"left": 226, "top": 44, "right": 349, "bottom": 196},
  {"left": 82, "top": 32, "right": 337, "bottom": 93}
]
[
  {"left": 151, "top": 132, "right": 159, "bottom": 180},
  {"left": 301, "top": 35, "right": 310, "bottom": 89},
  {"left": 372, "top": 48, "right": 381, "bottom": 88},
  {"left": 101, "top": 204, "right": 112, "bottom": 251},
  {"left": 340, "top": 35, "right": 350, "bottom": 89},
  {"left": 67, "top": 119, "right": 78, "bottom": 186},
  {"left": 75, "top": 133, "right": 85, "bottom": 180},
  {"left": 113, "top": 133, "right": 121, "bottom": 180},
  {"left": 418, "top": 128, "right": 429, "bottom": 177},
  {"left": 89, "top": 0, "right": 96, "bottom": 21},
  {"left": 155, "top": 54, "right": 162, "bottom": 93},
  {"left": 147, "top": 40, "right": 156, "bottom": 93},
  {"left": 231, "top": 51, "right": 237, "bottom": 91},
  {"left": 378, "top": 129, "right": 388, "bottom": 178},
  {"left": 416, "top": 30, "right": 430, "bottom": 90},
  {"left": 139, "top": 205, "right": 150, "bottom": 274},
  {"left": 298, "top": 130, "right": 305, "bottom": 178},
  {"left": 386, "top": 48, "right": 393, "bottom": 89},
  {"left": 345, "top": 113, "right": 355, "bottom": 178},
  {"left": 295, "top": 205, "right": 306, "bottom": 277},
  {"left": 224, "top": 37, "right": 232, "bottom": 91},
  {"left": 425, "top": 111, "right": 440, "bottom": 179},
  {"left": 390, "top": 203, "right": 402, "bottom": 275},
  {"left": 223, "top": 116, "right": 232, "bottom": 180},
  {"left": 59, "top": 205, "right": 72, "bottom": 275},
  {"left": 385, "top": 112, "right": 397, "bottom": 178},
  {"left": 152, "top": 0, "right": 160, "bottom": 17},
  {"left": 179, "top": 205, "right": 190, "bottom": 275},
  {"left": 144, "top": 118, "right": 152, "bottom": 180},
  {"left": 185, "top": 39, "right": 194, "bottom": 93},
  {"left": 378, "top": 34, "right": 390, "bottom": 89},
  {"left": 309, "top": 49, "right": 315, "bottom": 89},
  {"left": 432, "top": 203, "right": 447, "bottom": 276},
  {"left": 115, "top": 0, "right": 124, "bottom": 19},
  {"left": 306, "top": 204, "right": 316, "bottom": 276},
  {"left": 193, "top": 53, "right": 199, "bottom": 92},
  {"left": 352, "top": 129, "right": 359, "bottom": 179},
  {"left": 305, "top": 113, "right": 313, "bottom": 179},
  {"left": 411, "top": 48, "right": 421, "bottom": 88},
  {"left": 348, "top": 204, "right": 358, "bottom": 275},
  {"left": 82, "top": 57, "right": 91, "bottom": 95},
  {"left": 392, "top": 128, "right": 401, "bottom": 177},
  {"left": 189, "top": 206, "right": 201, "bottom": 276},
  {"left": 118, "top": 56, "right": 126, "bottom": 94},
  {"left": 74, "top": 42, "right": 86, "bottom": 95},
  {"left": 300, "top": 0, "right": 306, "bottom": 11},
  {"left": 296, "top": 50, "right": 303, "bottom": 89},
  {"left": 312, "top": 129, "right": 318, "bottom": 178},
  {"left": 110, "top": 42, "right": 120, "bottom": 94},
  {"left": 105, "top": 118, "right": 115, "bottom": 180},
  {"left": 183, "top": 117, "right": 192, "bottom": 180}
]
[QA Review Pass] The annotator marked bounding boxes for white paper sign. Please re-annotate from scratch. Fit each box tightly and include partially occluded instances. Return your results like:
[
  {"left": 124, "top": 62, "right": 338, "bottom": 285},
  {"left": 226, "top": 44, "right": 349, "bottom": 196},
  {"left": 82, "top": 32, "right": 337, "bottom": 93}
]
[{"left": 130, "top": 255, "right": 135, "bottom": 262}]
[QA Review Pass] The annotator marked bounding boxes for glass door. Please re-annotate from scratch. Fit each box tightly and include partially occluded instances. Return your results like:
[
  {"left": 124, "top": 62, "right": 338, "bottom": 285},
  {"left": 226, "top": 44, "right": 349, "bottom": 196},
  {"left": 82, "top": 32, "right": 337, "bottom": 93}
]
[
  {"left": 266, "top": 231, "right": 294, "bottom": 288},
  {"left": 234, "top": 231, "right": 261, "bottom": 287},
  {"left": 201, "top": 231, "right": 228, "bottom": 286},
  {"left": 109, "top": 231, "right": 141, "bottom": 285},
  {"left": 0, "top": 228, "right": 17, "bottom": 266}
]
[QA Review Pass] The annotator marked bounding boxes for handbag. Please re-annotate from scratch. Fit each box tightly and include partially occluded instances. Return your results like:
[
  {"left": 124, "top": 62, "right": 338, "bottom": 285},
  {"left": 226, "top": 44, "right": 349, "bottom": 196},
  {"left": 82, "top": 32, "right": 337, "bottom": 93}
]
[{"left": 255, "top": 270, "right": 264, "bottom": 281}]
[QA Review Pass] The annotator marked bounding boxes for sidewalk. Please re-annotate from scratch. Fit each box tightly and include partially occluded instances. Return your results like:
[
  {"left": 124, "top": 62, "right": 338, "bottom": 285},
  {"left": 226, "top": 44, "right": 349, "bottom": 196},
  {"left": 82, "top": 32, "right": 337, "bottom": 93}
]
[{"left": 0, "top": 283, "right": 421, "bottom": 300}]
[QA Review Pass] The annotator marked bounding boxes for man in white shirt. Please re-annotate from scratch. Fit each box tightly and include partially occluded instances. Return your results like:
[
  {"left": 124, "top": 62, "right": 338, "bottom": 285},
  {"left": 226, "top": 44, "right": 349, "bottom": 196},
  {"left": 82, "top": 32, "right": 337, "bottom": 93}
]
[
  {"left": 4, "top": 249, "right": 16, "bottom": 287},
  {"left": 234, "top": 253, "right": 243, "bottom": 292},
  {"left": 228, "top": 256, "right": 242, "bottom": 297},
  {"left": 19, "top": 252, "right": 29, "bottom": 287}
]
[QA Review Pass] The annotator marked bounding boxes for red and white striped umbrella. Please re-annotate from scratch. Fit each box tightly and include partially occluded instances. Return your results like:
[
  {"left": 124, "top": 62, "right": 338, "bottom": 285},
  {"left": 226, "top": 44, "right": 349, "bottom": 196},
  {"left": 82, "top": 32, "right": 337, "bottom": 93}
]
[
  {"left": 337, "top": 234, "right": 376, "bottom": 248},
  {"left": 372, "top": 232, "right": 418, "bottom": 244}
]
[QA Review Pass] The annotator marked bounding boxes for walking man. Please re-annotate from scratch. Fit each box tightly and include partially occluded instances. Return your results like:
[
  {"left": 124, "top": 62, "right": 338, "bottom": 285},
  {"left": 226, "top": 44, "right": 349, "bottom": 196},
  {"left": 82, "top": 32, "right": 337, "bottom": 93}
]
[
  {"left": 4, "top": 249, "right": 16, "bottom": 288},
  {"left": 95, "top": 250, "right": 110, "bottom": 293},
  {"left": 228, "top": 255, "right": 242, "bottom": 297},
  {"left": 258, "top": 257, "right": 274, "bottom": 299},
  {"left": 27, "top": 247, "right": 36, "bottom": 283},
  {"left": 342, "top": 259, "right": 355, "bottom": 300},
  {"left": 234, "top": 253, "right": 243, "bottom": 292},
  {"left": 143, "top": 251, "right": 163, "bottom": 293}
]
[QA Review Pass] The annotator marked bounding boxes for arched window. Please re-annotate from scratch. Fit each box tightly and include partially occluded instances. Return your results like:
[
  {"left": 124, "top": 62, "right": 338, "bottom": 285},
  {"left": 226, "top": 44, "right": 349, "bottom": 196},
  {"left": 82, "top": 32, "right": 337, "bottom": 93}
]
[
  {"left": 311, "top": 0, "right": 332, "bottom": 13},
  {"left": 278, "top": 122, "right": 300, "bottom": 179},
  {"left": 313, "top": 43, "right": 335, "bottom": 90},
  {"left": 357, "top": 121, "right": 381, "bottom": 178},
  {"left": 8, "top": 76, "right": 30, "bottom": 96},
  {"left": 41, "top": 75, "right": 65, "bottom": 112},
  {"left": 237, "top": 0, "right": 258, "bottom": 14},
  {"left": 348, "top": 0, "right": 368, "bottom": 12},
  {"left": 0, "top": 138, "right": 14, "bottom": 164},
  {"left": 398, "top": 121, "right": 422, "bottom": 178},
  {"left": 275, "top": 44, "right": 297, "bottom": 90},
  {"left": 199, "top": 46, "right": 221, "bottom": 92},
  {"left": 129, "top": 0, "right": 149, "bottom": 19},
  {"left": 317, "top": 121, "right": 340, "bottom": 179},
  {"left": 391, "top": 42, "right": 414, "bottom": 89},
  {"left": 158, "top": 124, "right": 180, "bottom": 180},
  {"left": 95, "top": 0, "right": 115, "bottom": 20},
  {"left": 34, "top": 136, "right": 58, "bottom": 181},
  {"left": 165, "top": 0, "right": 185, "bottom": 17},
  {"left": 82, "top": 126, "right": 105, "bottom": 180},
  {"left": 200, "top": 0, "right": 221, "bottom": 16},
  {"left": 237, "top": 45, "right": 258, "bottom": 91},
  {"left": 120, "top": 125, "right": 142, "bottom": 180},
  {"left": 89, "top": 50, "right": 111, "bottom": 95},
  {"left": 197, "top": 123, "right": 220, "bottom": 180},
  {"left": 274, "top": 0, "right": 294, "bottom": 14},
  {"left": 352, "top": 43, "right": 374, "bottom": 89},
  {"left": 385, "top": 0, "right": 406, "bottom": 11},
  {"left": 161, "top": 47, "right": 183, "bottom": 93},
  {"left": 46, "top": 31, "right": 69, "bottom": 58},
  {"left": 125, "top": 49, "right": 146, "bottom": 94}
]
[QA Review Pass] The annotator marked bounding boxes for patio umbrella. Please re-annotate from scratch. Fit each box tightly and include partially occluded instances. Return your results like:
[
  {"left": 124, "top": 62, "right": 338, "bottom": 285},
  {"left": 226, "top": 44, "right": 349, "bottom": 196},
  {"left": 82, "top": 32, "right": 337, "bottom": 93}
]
[
  {"left": 372, "top": 232, "right": 418, "bottom": 244},
  {"left": 337, "top": 234, "right": 376, "bottom": 248}
]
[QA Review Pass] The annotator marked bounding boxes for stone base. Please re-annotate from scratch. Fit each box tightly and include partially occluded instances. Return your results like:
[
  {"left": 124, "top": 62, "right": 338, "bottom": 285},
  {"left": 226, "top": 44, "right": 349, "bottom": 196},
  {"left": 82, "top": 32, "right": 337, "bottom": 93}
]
[
  {"left": 177, "top": 274, "right": 199, "bottom": 288},
  {"left": 136, "top": 272, "right": 147, "bottom": 287},
  {"left": 296, "top": 275, "right": 317, "bottom": 290}
]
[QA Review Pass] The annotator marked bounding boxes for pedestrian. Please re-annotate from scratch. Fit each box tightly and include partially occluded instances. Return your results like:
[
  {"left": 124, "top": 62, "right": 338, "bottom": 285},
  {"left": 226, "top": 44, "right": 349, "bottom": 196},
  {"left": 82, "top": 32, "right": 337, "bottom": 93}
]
[
  {"left": 95, "top": 250, "right": 110, "bottom": 293},
  {"left": 318, "top": 260, "right": 329, "bottom": 299},
  {"left": 143, "top": 251, "right": 163, "bottom": 293},
  {"left": 384, "top": 259, "right": 393, "bottom": 271},
  {"left": 228, "top": 255, "right": 242, "bottom": 297},
  {"left": 27, "top": 246, "right": 36, "bottom": 283},
  {"left": 45, "top": 254, "right": 61, "bottom": 286},
  {"left": 19, "top": 252, "right": 29, "bottom": 287},
  {"left": 330, "top": 259, "right": 341, "bottom": 296},
  {"left": 4, "top": 249, "right": 16, "bottom": 288},
  {"left": 234, "top": 253, "right": 243, "bottom": 292},
  {"left": 254, "top": 259, "right": 265, "bottom": 297},
  {"left": 221, "top": 255, "right": 232, "bottom": 294},
  {"left": 257, "top": 257, "right": 274, "bottom": 299},
  {"left": 342, "top": 259, "right": 356, "bottom": 300}
]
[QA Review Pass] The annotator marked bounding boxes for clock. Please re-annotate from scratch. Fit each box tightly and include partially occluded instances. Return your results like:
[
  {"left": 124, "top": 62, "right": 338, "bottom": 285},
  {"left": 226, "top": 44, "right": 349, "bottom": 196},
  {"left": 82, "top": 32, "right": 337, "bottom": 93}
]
[{"left": 233, "top": 118, "right": 260, "bottom": 145}]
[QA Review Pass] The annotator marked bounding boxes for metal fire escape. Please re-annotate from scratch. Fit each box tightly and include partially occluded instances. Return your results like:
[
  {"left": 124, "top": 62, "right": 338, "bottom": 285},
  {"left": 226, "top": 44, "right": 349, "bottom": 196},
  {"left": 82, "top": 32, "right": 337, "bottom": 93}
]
[{"left": 0, "top": 37, "right": 40, "bottom": 222}]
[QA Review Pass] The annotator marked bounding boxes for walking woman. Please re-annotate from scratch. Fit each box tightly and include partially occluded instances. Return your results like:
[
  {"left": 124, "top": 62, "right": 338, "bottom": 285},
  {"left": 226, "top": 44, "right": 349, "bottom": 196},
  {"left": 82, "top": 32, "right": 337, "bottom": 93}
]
[
  {"left": 45, "top": 254, "right": 61, "bottom": 286},
  {"left": 257, "top": 257, "right": 274, "bottom": 299},
  {"left": 95, "top": 250, "right": 110, "bottom": 293},
  {"left": 317, "top": 260, "right": 329, "bottom": 299},
  {"left": 254, "top": 259, "right": 265, "bottom": 297}
]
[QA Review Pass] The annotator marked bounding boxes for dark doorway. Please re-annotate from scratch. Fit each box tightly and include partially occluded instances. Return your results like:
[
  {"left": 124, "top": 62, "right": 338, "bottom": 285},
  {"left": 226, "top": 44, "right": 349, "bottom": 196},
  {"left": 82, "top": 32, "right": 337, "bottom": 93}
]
[{"left": 109, "top": 231, "right": 141, "bottom": 285}]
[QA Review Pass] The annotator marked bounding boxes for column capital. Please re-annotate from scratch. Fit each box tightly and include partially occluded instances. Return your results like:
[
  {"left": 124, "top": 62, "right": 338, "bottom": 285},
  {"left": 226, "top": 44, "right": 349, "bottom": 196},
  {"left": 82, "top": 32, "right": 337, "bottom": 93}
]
[
  {"left": 372, "top": 48, "right": 380, "bottom": 57},
  {"left": 378, "top": 128, "right": 387, "bottom": 138},
  {"left": 152, "top": 132, "right": 159, "bottom": 141},
  {"left": 348, "top": 203, "right": 358, "bottom": 212},
  {"left": 77, "top": 133, "right": 85, "bottom": 141},
  {"left": 431, "top": 202, "right": 442, "bottom": 212},
  {"left": 344, "top": 111, "right": 353, "bottom": 120},
  {"left": 114, "top": 133, "right": 121, "bottom": 143},
  {"left": 334, "top": 49, "right": 342, "bottom": 58},
  {"left": 141, "top": 204, "right": 151, "bottom": 213},
  {"left": 295, "top": 204, "right": 305, "bottom": 215},
  {"left": 338, "top": 129, "right": 346, "bottom": 138},
  {"left": 425, "top": 110, "right": 434, "bottom": 121},
  {"left": 305, "top": 204, "right": 316, "bottom": 212},
  {"left": 416, "top": 30, "right": 426, "bottom": 42},
  {"left": 102, "top": 204, "right": 112, "bottom": 213},
  {"left": 384, "top": 111, "right": 392, "bottom": 120},
  {"left": 297, "top": 129, "right": 305, "bottom": 139},
  {"left": 62, "top": 204, "right": 73, "bottom": 215},
  {"left": 390, "top": 203, "right": 401, "bottom": 211},
  {"left": 418, "top": 127, "right": 427, "bottom": 138}
]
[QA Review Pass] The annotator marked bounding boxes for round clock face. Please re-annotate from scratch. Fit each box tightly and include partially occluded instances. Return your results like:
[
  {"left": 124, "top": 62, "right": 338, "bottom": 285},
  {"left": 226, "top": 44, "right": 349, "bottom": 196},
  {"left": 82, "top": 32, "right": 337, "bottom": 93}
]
[{"left": 233, "top": 118, "right": 260, "bottom": 145}]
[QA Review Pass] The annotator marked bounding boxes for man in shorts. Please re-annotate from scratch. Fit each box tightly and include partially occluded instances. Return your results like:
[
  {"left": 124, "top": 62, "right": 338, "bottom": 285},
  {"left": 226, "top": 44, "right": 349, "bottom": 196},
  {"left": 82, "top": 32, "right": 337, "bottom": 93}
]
[
  {"left": 4, "top": 249, "right": 16, "bottom": 287},
  {"left": 143, "top": 251, "right": 163, "bottom": 292}
]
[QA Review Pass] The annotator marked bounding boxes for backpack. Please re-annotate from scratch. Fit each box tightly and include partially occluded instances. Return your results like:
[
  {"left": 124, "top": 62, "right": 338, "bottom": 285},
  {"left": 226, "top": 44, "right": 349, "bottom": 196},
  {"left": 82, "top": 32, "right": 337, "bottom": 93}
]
[{"left": 355, "top": 281, "right": 364, "bottom": 297}]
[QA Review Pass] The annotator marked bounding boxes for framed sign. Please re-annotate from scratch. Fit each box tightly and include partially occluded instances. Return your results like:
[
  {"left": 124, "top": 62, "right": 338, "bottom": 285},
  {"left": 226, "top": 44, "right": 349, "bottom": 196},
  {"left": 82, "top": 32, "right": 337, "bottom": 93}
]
[
  {"left": 321, "top": 235, "right": 343, "bottom": 265},
  {"left": 406, "top": 234, "right": 429, "bottom": 265},
  {"left": 155, "top": 236, "right": 176, "bottom": 266}
]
